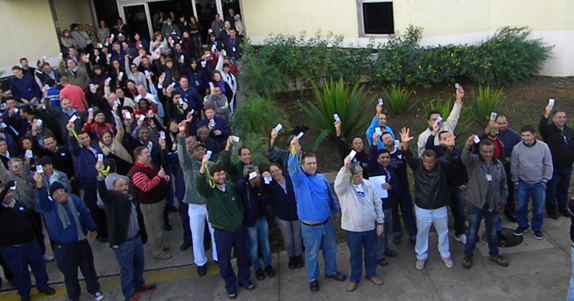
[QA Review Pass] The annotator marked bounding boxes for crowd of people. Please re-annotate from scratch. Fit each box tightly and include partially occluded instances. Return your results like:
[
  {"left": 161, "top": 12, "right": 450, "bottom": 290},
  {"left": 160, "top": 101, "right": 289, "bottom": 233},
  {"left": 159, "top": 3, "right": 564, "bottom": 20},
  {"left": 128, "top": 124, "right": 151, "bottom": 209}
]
[{"left": 1, "top": 11, "right": 574, "bottom": 301}]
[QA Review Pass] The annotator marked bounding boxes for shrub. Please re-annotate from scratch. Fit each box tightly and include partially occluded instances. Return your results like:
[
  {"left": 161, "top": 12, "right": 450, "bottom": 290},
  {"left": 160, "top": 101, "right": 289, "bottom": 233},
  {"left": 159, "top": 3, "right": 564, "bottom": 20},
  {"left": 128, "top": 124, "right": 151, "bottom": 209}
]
[
  {"left": 297, "top": 78, "right": 373, "bottom": 151},
  {"left": 230, "top": 95, "right": 291, "bottom": 137},
  {"left": 239, "top": 43, "right": 286, "bottom": 98},
  {"left": 420, "top": 97, "right": 472, "bottom": 138},
  {"left": 382, "top": 85, "right": 414, "bottom": 115},
  {"left": 468, "top": 86, "right": 505, "bottom": 126}
]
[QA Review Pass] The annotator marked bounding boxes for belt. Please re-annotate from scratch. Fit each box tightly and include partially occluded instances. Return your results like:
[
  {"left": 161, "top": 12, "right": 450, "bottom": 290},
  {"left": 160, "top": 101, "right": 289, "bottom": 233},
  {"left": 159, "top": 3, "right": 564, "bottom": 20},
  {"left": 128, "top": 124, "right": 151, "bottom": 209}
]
[
  {"left": 126, "top": 234, "right": 139, "bottom": 242},
  {"left": 302, "top": 218, "right": 330, "bottom": 227}
]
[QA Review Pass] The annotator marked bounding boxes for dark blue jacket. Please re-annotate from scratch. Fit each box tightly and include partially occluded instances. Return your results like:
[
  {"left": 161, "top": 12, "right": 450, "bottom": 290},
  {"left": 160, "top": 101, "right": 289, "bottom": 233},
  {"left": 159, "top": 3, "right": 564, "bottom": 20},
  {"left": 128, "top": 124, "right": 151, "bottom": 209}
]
[
  {"left": 10, "top": 75, "right": 41, "bottom": 101},
  {"left": 197, "top": 116, "right": 230, "bottom": 149},
  {"left": 35, "top": 186, "right": 97, "bottom": 244},
  {"left": 2, "top": 111, "right": 27, "bottom": 138},
  {"left": 367, "top": 148, "right": 400, "bottom": 210},
  {"left": 184, "top": 69, "right": 209, "bottom": 96},
  {"left": 236, "top": 179, "right": 270, "bottom": 227},
  {"left": 175, "top": 86, "right": 202, "bottom": 111},
  {"left": 68, "top": 135, "right": 103, "bottom": 181},
  {"left": 260, "top": 173, "right": 298, "bottom": 221}
]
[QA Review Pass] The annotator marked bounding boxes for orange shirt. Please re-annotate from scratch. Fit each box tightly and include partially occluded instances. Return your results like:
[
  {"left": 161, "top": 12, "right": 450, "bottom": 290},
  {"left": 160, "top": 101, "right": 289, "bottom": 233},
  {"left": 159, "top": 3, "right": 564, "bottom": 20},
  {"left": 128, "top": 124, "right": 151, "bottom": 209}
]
[{"left": 60, "top": 84, "right": 86, "bottom": 111}]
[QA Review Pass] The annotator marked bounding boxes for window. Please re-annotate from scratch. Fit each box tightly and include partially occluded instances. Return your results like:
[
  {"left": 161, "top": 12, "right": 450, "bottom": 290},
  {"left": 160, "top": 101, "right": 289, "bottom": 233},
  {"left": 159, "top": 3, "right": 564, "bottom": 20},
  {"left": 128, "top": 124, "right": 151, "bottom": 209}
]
[{"left": 358, "top": 0, "right": 394, "bottom": 36}]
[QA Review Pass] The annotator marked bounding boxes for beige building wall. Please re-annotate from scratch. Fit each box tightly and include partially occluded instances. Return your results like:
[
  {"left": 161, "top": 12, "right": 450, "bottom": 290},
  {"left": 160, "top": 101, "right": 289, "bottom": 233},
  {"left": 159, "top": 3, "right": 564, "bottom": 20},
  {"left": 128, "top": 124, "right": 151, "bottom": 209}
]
[
  {"left": 243, "top": 0, "right": 574, "bottom": 76},
  {"left": 0, "top": 0, "right": 60, "bottom": 76},
  {"left": 54, "top": 0, "right": 94, "bottom": 33}
]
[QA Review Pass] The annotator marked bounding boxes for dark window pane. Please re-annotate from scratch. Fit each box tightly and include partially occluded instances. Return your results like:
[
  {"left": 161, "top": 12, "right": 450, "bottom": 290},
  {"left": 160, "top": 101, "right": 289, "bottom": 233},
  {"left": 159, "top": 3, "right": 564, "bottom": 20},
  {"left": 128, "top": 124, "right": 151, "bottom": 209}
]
[{"left": 363, "top": 2, "right": 394, "bottom": 34}]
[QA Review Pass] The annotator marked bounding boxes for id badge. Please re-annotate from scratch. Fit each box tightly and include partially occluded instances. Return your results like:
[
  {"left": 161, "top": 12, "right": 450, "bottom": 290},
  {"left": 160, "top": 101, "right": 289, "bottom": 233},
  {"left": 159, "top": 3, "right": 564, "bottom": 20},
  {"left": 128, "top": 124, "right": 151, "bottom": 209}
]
[{"left": 485, "top": 174, "right": 493, "bottom": 182}]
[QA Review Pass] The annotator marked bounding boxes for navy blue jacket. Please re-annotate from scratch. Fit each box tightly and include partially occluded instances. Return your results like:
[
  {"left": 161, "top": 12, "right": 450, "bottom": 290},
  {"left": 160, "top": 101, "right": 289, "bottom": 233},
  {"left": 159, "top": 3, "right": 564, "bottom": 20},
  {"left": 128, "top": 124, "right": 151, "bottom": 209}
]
[
  {"left": 197, "top": 116, "right": 230, "bottom": 149},
  {"left": 68, "top": 135, "right": 103, "bottom": 181},
  {"left": 175, "top": 86, "right": 202, "bottom": 111},
  {"left": 10, "top": 75, "right": 41, "bottom": 101},
  {"left": 236, "top": 179, "right": 270, "bottom": 227},
  {"left": 35, "top": 186, "right": 97, "bottom": 244},
  {"left": 260, "top": 173, "right": 298, "bottom": 221},
  {"left": 367, "top": 149, "right": 400, "bottom": 210}
]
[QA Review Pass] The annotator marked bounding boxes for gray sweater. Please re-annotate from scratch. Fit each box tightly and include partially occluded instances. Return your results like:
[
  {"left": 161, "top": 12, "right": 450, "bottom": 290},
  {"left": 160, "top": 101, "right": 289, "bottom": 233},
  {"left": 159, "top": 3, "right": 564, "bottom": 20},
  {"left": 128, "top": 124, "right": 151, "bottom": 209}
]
[{"left": 511, "top": 140, "right": 553, "bottom": 184}]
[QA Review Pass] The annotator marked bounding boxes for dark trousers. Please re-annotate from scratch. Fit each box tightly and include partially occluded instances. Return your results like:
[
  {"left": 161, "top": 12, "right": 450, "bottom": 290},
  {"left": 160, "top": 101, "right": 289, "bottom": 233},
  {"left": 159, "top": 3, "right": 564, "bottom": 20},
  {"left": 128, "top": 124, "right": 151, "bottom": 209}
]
[
  {"left": 346, "top": 229, "right": 377, "bottom": 283},
  {"left": 0, "top": 249, "right": 13, "bottom": 281},
  {"left": 54, "top": 239, "right": 100, "bottom": 300},
  {"left": 392, "top": 189, "right": 418, "bottom": 239},
  {"left": 81, "top": 179, "right": 108, "bottom": 236},
  {"left": 179, "top": 201, "right": 191, "bottom": 245},
  {"left": 546, "top": 166, "right": 573, "bottom": 214},
  {"left": 0, "top": 240, "right": 49, "bottom": 298},
  {"left": 31, "top": 210, "right": 47, "bottom": 255},
  {"left": 214, "top": 229, "right": 251, "bottom": 294},
  {"left": 464, "top": 203, "right": 499, "bottom": 257},
  {"left": 112, "top": 236, "right": 145, "bottom": 300},
  {"left": 504, "top": 163, "right": 516, "bottom": 216},
  {"left": 448, "top": 186, "right": 467, "bottom": 236}
]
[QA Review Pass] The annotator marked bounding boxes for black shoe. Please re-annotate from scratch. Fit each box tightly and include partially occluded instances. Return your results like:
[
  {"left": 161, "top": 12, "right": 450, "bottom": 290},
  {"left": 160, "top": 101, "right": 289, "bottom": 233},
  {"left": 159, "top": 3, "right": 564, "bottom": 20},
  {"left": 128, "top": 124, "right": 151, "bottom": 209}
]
[
  {"left": 167, "top": 205, "right": 178, "bottom": 213},
  {"left": 548, "top": 212, "right": 558, "bottom": 220},
  {"left": 409, "top": 237, "right": 416, "bottom": 245},
  {"left": 296, "top": 256, "right": 304, "bottom": 268},
  {"left": 462, "top": 255, "right": 472, "bottom": 269},
  {"left": 288, "top": 257, "right": 296, "bottom": 270},
  {"left": 227, "top": 290, "right": 237, "bottom": 299},
  {"left": 197, "top": 265, "right": 207, "bottom": 277},
  {"left": 513, "top": 226, "right": 528, "bottom": 236},
  {"left": 96, "top": 235, "right": 108, "bottom": 243},
  {"left": 21, "top": 296, "right": 30, "bottom": 301},
  {"left": 180, "top": 242, "right": 191, "bottom": 251},
  {"left": 489, "top": 255, "right": 509, "bottom": 267},
  {"left": 504, "top": 212, "right": 518, "bottom": 223},
  {"left": 325, "top": 271, "right": 346, "bottom": 281},
  {"left": 393, "top": 236, "right": 401, "bottom": 245},
  {"left": 377, "top": 258, "right": 388, "bottom": 266},
  {"left": 239, "top": 281, "right": 256, "bottom": 290},
  {"left": 496, "top": 230, "right": 508, "bottom": 241},
  {"left": 39, "top": 287, "right": 56, "bottom": 295},
  {"left": 265, "top": 265, "right": 276, "bottom": 278},
  {"left": 164, "top": 223, "right": 172, "bottom": 231},
  {"left": 255, "top": 268, "right": 265, "bottom": 280},
  {"left": 384, "top": 250, "right": 397, "bottom": 257},
  {"left": 560, "top": 209, "right": 571, "bottom": 217},
  {"left": 309, "top": 280, "right": 320, "bottom": 292},
  {"left": 204, "top": 241, "right": 211, "bottom": 251},
  {"left": 534, "top": 230, "right": 543, "bottom": 240}
]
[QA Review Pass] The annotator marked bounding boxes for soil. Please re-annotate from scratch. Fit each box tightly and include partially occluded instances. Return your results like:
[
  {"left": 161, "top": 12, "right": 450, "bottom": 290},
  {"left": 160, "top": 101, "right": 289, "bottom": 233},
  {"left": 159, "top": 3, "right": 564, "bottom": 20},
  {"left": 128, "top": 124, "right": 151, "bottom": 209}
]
[{"left": 275, "top": 76, "right": 574, "bottom": 173}]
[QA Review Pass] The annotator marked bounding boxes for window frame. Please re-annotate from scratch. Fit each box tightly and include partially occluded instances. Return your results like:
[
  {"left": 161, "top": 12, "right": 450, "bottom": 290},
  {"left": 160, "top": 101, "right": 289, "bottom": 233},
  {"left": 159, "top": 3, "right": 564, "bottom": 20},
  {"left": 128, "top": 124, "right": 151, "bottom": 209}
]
[{"left": 357, "top": 0, "right": 395, "bottom": 37}]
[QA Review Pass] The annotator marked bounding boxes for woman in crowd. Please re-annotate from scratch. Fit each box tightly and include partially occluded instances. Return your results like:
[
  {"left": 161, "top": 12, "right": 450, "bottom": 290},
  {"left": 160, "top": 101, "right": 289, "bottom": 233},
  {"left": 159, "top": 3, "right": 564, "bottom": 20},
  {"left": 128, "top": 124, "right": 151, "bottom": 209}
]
[{"left": 97, "top": 20, "right": 110, "bottom": 43}]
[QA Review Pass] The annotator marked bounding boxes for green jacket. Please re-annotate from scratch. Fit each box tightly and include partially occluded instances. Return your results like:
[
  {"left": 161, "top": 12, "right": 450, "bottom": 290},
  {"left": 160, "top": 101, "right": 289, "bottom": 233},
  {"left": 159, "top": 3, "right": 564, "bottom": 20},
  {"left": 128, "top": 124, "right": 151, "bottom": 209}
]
[
  {"left": 220, "top": 150, "right": 265, "bottom": 184},
  {"left": 195, "top": 171, "right": 244, "bottom": 232},
  {"left": 177, "top": 135, "right": 212, "bottom": 205}
]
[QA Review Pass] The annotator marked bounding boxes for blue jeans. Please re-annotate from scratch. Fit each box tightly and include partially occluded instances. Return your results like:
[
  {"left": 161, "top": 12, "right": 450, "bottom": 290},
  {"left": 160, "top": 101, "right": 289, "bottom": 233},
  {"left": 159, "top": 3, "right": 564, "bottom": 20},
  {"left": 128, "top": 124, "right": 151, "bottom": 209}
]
[
  {"left": 112, "top": 236, "right": 145, "bottom": 300},
  {"left": 515, "top": 181, "right": 545, "bottom": 231},
  {"left": 214, "top": 229, "right": 251, "bottom": 294},
  {"left": 377, "top": 208, "right": 393, "bottom": 260},
  {"left": 392, "top": 189, "right": 417, "bottom": 240},
  {"left": 414, "top": 206, "right": 450, "bottom": 260},
  {"left": 244, "top": 216, "right": 272, "bottom": 270},
  {"left": 346, "top": 229, "right": 378, "bottom": 283},
  {"left": 301, "top": 218, "right": 338, "bottom": 282},
  {"left": 568, "top": 246, "right": 574, "bottom": 301},
  {"left": 54, "top": 240, "right": 100, "bottom": 300},
  {"left": 449, "top": 187, "right": 466, "bottom": 236},
  {"left": 464, "top": 203, "right": 499, "bottom": 257},
  {"left": 0, "top": 240, "right": 50, "bottom": 298},
  {"left": 545, "top": 166, "right": 572, "bottom": 214}
]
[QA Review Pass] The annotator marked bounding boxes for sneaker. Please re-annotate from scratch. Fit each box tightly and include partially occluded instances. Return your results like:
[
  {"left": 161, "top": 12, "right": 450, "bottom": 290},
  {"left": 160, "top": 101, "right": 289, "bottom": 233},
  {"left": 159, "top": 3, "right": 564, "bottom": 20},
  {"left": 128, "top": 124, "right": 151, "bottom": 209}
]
[
  {"left": 135, "top": 284, "right": 157, "bottom": 295},
  {"left": 415, "top": 259, "right": 425, "bottom": 270},
  {"left": 124, "top": 297, "right": 137, "bottom": 301},
  {"left": 534, "top": 230, "right": 543, "bottom": 240},
  {"left": 548, "top": 212, "right": 558, "bottom": 220},
  {"left": 264, "top": 265, "right": 276, "bottom": 278},
  {"left": 347, "top": 282, "right": 358, "bottom": 292},
  {"left": 180, "top": 242, "right": 191, "bottom": 251},
  {"left": 377, "top": 258, "right": 388, "bottom": 267},
  {"left": 154, "top": 252, "right": 172, "bottom": 260},
  {"left": 309, "top": 280, "right": 319, "bottom": 292},
  {"left": 462, "top": 256, "right": 472, "bottom": 270},
  {"left": 384, "top": 250, "right": 397, "bottom": 257},
  {"left": 288, "top": 257, "right": 296, "bottom": 269},
  {"left": 497, "top": 230, "right": 508, "bottom": 241},
  {"left": 367, "top": 276, "right": 384, "bottom": 286},
  {"left": 42, "top": 254, "right": 55, "bottom": 262},
  {"left": 255, "top": 268, "right": 265, "bottom": 280},
  {"left": 454, "top": 234, "right": 467, "bottom": 244},
  {"left": 442, "top": 257, "right": 454, "bottom": 269},
  {"left": 227, "top": 290, "right": 237, "bottom": 299},
  {"left": 325, "top": 271, "right": 346, "bottom": 281},
  {"left": 504, "top": 212, "right": 518, "bottom": 223},
  {"left": 39, "top": 287, "right": 56, "bottom": 295},
  {"left": 239, "top": 281, "right": 255, "bottom": 290},
  {"left": 489, "top": 255, "right": 509, "bottom": 267},
  {"left": 513, "top": 226, "right": 529, "bottom": 236},
  {"left": 94, "top": 291, "right": 104, "bottom": 301},
  {"left": 295, "top": 255, "right": 304, "bottom": 269}
]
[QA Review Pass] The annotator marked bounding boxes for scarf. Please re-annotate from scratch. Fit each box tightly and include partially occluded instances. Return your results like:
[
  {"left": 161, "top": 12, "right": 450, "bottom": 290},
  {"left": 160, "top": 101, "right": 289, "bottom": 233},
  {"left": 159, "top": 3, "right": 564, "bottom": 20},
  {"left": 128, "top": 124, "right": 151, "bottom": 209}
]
[{"left": 56, "top": 195, "right": 86, "bottom": 241}]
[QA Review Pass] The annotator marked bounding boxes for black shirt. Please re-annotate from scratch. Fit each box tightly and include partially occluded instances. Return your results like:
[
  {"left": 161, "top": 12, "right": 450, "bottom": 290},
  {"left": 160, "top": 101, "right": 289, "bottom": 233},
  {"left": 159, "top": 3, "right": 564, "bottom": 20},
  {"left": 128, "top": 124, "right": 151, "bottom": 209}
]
[{"left": 0, "top": 199, "right": 36, "bottom": 246}]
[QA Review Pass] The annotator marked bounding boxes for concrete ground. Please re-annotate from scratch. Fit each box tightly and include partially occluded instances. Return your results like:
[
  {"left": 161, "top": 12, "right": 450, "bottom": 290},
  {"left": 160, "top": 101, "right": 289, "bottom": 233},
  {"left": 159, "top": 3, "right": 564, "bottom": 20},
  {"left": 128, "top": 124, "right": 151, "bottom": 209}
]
[{"left": 1, "top": 172, "right": 572, "bottom": 300}]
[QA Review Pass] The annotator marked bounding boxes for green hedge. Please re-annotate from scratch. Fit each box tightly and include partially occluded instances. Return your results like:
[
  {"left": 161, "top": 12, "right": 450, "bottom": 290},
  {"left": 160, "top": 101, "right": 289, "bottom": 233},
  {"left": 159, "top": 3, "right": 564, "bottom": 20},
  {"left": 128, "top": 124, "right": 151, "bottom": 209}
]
[{"left": 239, "top": 26, "right": 552, "bottom": 92}]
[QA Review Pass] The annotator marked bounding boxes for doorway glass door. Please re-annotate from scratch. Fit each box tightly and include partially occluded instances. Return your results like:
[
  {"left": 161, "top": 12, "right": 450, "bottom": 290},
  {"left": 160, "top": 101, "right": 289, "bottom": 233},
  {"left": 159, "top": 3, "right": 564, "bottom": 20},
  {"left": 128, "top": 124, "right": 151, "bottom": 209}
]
[{"left": 123, "top": 5, "right": 151, "bottom": 41}]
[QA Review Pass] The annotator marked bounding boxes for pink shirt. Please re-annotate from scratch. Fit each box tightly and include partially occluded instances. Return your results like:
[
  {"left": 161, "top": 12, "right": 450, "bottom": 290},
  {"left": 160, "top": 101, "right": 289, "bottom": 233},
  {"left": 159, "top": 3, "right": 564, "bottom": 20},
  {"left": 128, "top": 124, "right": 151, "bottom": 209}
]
[{"left": 60, "top": 84, "right": 86, "bottom": 111}]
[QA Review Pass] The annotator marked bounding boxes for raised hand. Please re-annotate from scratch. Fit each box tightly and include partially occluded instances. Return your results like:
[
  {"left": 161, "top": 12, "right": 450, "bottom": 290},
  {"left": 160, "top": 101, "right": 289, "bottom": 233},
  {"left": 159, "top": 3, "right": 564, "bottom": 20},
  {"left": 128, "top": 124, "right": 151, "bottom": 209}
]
[
  {"left": 343, "top": 156, "right": 351, "bottom": 166},
  {"left": 465, "top": 135, "right": 475, "bottom": 149},
  {"left": 456, "top": 85, "right": 465, "bottom": 102},
  {"left": 399, "top": 127, "right": 413, "bottom": 143}
]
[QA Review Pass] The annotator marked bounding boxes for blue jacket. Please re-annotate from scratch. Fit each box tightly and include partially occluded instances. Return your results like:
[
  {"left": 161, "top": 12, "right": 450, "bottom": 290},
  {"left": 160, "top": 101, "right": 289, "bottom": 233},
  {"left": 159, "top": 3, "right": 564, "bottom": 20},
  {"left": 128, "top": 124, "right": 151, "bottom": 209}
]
[
  {"left": 175, "top": 86, "right": 202, "bottom": 111},
  {"left": 260, "top": 173, "right": 298, "bottom": 221},
  {"left": 288, "top": 153, "right": 338, "bottom": 222},
  {"left": 10, "top": 75, "right": 41, "bottom": 101},
  {"left": 35, "top": 186, "right": 96, "bottom": 244},
  {"left": 367, "top": 148, "right": 400, "bottom": 210},
  {"left": 365, "top": 117, "right": 395, "bottom": 147},
  {"left": 236, "top": 179, "right": 270, "bottom": 226},
  {"left": 68, "top": 135, "right": 103, "bottom": 181},
  {"left": 197, "top": 116, "right": 230, "bottom": 149}
]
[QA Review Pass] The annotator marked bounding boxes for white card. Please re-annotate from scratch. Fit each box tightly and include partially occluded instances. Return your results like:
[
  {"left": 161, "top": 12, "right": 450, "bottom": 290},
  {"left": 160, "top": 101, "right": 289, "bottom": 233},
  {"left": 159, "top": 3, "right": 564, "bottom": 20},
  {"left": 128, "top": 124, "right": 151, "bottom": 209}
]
[
  {"left": 274, "top": 124, "right": 283, "bottom": 132},
  {"left": 333, "top": 114, "right": 340, "bottom": 121},
  {"left": 232, "top": 136, "right": 240, "bottom": 142},
  {"left": 206, "top": 150, "right": 212, "bottom": 159},
  {"left": 69, "top": 115, "right": 78, "bottom": 123},
  {"left": 490, "top": 112, "right": 497, "bottom": 121},
  {"left": 36, "top": 165, "right": 43, "bottom": 173},
  {"left": 378, "top": 98, "right": 383, "bottom": 105},
  {"left": 375, "top": 127, "right": 382, "bottom": 135},
  {"left": 349, "top": 150, "right": 357, "bottom": 160},
  {"left": 455, "top": 83, "right": 460, "bottom": 89},
  {"left": 549, "top": 99, "right": 555, "bottom": 106},
  {"left": 474, "top": 135, "right": 481, "bottom": 144},
  {"left": 296, "top": 132, "right": 304, "bottom": 139}
]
